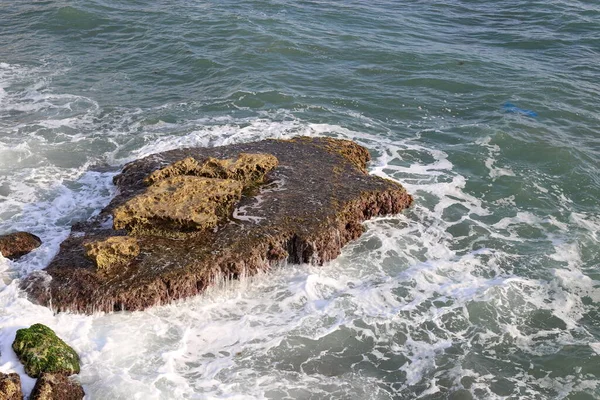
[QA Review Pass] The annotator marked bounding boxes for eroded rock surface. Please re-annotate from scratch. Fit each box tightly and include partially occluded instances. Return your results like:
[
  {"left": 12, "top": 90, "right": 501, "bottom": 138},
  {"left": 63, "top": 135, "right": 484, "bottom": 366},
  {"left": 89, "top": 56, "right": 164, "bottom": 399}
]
[
  {"left": 0, "top": 372, "right": 23, "bottom": 400},
  {"left": 84, "top": 236, "right": 140, "bottom": 276},
  {"left": 144, "top": 153, "right": 278, "bottom": 186},
  {"left": 114, "top": 153, "right": 278, "bottom": 237},
  {"left": 113, "top": 176, "right": 244, "bottom": 235},
  {"left": 30, "top": 373, "right": 85, "bottom": 400},
  {"left": 0, "top": 232, "right": 41, "bottom": 260},
  {"left": 12, "top": 324, "right": 80, "bottom": 378},
  {"left": 23, "top": 137, "right": 413, "bottom": 313}
]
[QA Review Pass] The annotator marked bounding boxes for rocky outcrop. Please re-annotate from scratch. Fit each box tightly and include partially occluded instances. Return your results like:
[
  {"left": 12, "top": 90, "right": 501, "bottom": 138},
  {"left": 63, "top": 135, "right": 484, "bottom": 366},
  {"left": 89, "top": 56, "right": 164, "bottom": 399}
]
[
  {"left": 29, "top": 373, "right": 85, "bottom": 400},
  {"left": 22, "top": 137, "right": 413, "bottom": 313},
  {"left": 12, "top": 324, "right": 80, "bottom": 378},
  {"left": 0, "top": 232, "right": 41, "bottom": 260},
  {"left": 0, "top": 372, "right": 23, "bottom": 400}
]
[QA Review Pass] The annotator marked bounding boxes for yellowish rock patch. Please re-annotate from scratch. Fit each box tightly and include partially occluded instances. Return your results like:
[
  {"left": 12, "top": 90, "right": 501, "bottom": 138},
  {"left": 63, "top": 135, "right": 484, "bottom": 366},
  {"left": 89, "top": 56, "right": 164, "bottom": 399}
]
[
  {"left": 144, "top": 153, "right": 278, "bottom": 187},
  {"left": 113, "top": 176, "right": 244, "bottom": 234},
  {"left": 144, "top": 157, "right": 202, "bottom": 185},
  {"left": 84, "top": 236, "right": 140, "bottom": 274}
]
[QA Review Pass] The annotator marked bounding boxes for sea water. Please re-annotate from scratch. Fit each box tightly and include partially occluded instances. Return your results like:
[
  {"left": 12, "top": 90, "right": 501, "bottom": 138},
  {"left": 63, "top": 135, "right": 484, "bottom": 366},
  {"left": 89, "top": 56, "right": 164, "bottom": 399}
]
[{"left": 1, "top": 1, "right": 599, "bottom": 398}]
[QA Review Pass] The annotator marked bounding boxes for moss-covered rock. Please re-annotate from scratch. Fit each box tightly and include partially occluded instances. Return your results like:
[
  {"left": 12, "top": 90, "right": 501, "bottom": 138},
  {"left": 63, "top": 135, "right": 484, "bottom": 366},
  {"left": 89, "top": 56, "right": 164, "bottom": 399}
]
[
  {"left": 84, "top": 236, "right": 140, "bottom": 275},
  {"left": 12, "top": 324, "right": 80, "bottom": 378},
  {"left": 30, "top": 373, "right": 85, "bottom": 400},
  {"left": 0, "top": 372, "right": 23, "bottom": 400}
]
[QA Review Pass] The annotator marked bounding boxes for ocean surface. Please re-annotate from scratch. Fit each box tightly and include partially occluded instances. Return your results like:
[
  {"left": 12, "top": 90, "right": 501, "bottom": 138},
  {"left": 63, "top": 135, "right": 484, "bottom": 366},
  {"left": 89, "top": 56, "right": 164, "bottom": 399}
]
[{"left": 1, "top": 1, "right": 599, "bottom": 399}]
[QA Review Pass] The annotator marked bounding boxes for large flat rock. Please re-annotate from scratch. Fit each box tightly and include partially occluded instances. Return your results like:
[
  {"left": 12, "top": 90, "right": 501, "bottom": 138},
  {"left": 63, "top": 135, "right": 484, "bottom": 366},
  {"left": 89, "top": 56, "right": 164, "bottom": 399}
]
[{"left": 22, "top": 137, "right": 412, "bottom": 313}]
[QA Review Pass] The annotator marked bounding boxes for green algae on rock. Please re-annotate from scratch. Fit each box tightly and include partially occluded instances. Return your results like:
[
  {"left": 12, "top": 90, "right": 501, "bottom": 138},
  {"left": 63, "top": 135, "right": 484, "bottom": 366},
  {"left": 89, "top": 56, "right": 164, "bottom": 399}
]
[
  {"left": 12, "top": 324, "right": 80, "bottom": 378},
  {"left": 29, "top": 373, "right": 85, "bottom": 400},
  {"left": 22, "top": 137, "right": 413, "bottom": 313},
  {"left": 0, "top": 372, "right": 23, "bottom": 400}
]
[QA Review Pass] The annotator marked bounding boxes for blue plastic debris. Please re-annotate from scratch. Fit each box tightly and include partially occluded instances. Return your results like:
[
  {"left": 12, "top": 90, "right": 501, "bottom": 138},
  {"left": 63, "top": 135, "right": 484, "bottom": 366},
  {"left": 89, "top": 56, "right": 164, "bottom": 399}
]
[{"left": 503, "top": 102, "right": 538, "bottom": 118}]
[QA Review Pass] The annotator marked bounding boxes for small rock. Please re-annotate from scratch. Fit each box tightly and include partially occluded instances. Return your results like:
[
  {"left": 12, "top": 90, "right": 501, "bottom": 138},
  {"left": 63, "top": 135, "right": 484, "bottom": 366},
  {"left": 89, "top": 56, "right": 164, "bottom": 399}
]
[
  {"left": 12, "top": 324, "right": 80, "bottom": 378},
  {"left": 84, "top": 236, "right": 140, "bottom": 275},
  {"left": 0, "top": 232, "right": 41, "bottom": 260},
  {"left": 30, "top": 373, "right": 84, "bottom": 400},
  {"left": 0, "top": 372, "right": 23, "bottom": 400}
]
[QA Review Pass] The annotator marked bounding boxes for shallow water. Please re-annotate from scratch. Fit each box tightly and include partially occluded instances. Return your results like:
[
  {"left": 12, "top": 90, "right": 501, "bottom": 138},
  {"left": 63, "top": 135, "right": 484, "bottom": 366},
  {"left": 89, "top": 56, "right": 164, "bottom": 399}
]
[{"left": 1, "top": 1, "right": 599, "bottom": 398}]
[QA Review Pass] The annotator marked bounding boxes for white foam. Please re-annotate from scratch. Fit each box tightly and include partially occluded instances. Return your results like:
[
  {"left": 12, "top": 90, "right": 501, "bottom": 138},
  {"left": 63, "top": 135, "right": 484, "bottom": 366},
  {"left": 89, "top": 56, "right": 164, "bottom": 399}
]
[
  {"left": 0, "top": 165, "right": 116, "bottom": 276},
  {"left": 476, "top": 136, "right": 516, "bottom": 179}
]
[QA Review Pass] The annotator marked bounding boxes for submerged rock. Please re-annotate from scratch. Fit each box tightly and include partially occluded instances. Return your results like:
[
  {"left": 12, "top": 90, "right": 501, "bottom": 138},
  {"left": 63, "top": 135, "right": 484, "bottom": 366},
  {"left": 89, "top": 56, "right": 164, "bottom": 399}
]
[
  {"left": 0, "top": 372, "right": 23, "bottom": 400},
  {"left": 12, "top": 324, "right": 80, "bottom": 378},
  {"left": 0, "top": 232, "right": 41, "bottom": 260},
  {"left": 22, "top": 137, "right": 413, "bottom": 313},
  {"left": 29, "top": 373, "right": 85, "bottom": 400}
]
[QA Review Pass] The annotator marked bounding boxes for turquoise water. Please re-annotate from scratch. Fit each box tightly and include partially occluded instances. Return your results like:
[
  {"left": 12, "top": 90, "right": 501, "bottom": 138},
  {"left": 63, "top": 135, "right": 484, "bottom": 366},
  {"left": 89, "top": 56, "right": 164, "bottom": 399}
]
[{"left": 1, "top": 1, "right": 599, "bottom": 399}]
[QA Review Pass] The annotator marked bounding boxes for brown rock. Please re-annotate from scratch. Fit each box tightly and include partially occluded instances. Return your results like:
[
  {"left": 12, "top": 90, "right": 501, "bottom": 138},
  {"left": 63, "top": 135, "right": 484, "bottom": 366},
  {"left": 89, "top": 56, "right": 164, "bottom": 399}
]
[
  {"left": 30, "top": 373, "right": 84, "bottom": 400},
  {"left": 0, "top": 372, "right": 23, "bottom": 400},
  {"left": 84, "top": 236, "right": 140, "bottom": 276},
  {"left": 116, "top": 153, "right": 277, "bottom": 237},
  {"left": 0, "top": 232, "right": 41, "bottom": 260},
  {"left": 22, "top": 137, "right": 413, "bottom": 313}
]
